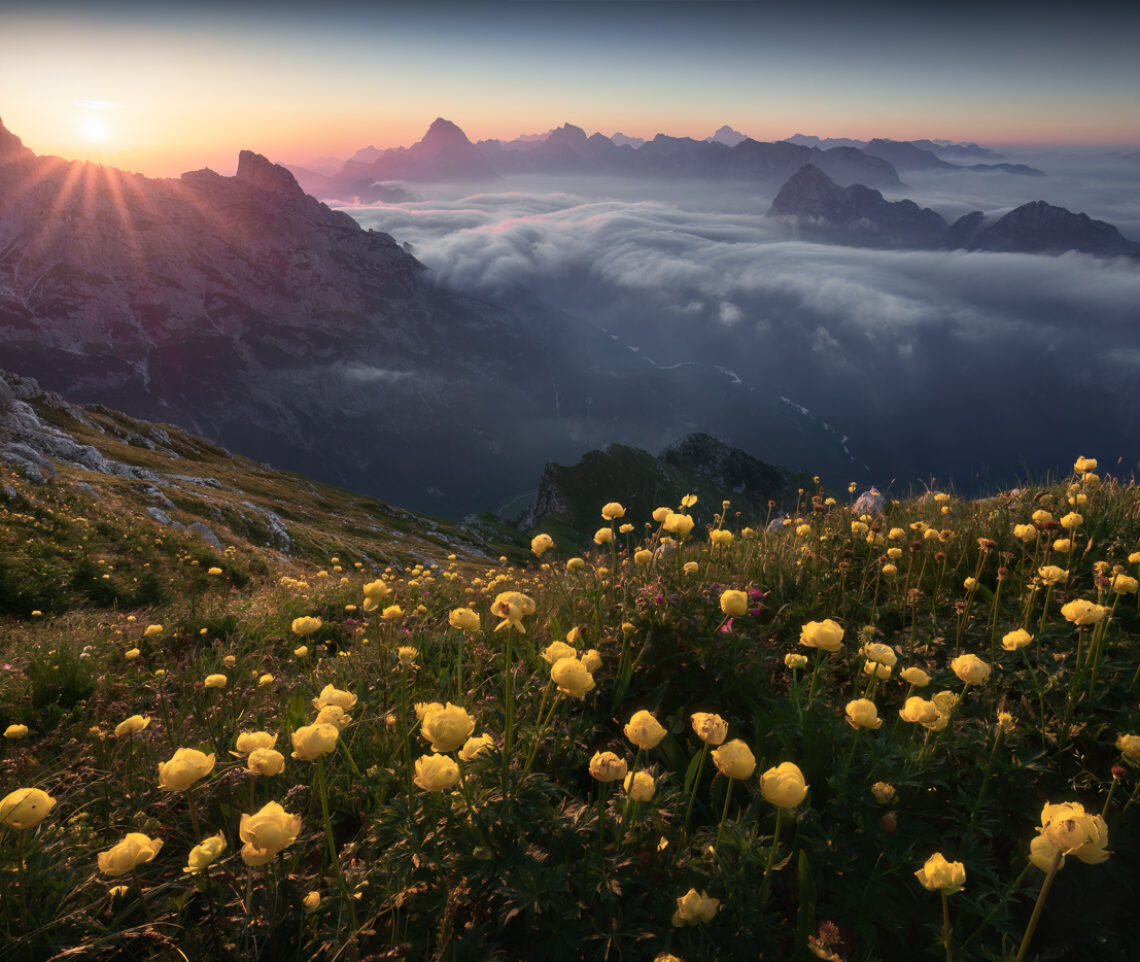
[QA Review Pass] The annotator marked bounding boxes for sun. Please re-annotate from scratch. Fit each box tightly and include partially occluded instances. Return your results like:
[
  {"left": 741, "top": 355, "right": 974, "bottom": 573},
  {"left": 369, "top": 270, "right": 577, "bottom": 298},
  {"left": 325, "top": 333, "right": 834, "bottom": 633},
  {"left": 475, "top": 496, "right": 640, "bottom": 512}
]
[{"left": 81, "top": 115, "right": 110, "bottom": 143}]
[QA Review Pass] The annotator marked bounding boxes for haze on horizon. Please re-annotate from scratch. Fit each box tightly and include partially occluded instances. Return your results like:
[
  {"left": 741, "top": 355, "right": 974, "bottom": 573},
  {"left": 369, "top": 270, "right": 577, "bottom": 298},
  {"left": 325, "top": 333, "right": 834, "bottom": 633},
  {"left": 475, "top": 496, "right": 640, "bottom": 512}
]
[{"left": 1, "top": 0, "right": 1138, "bottom": 178}]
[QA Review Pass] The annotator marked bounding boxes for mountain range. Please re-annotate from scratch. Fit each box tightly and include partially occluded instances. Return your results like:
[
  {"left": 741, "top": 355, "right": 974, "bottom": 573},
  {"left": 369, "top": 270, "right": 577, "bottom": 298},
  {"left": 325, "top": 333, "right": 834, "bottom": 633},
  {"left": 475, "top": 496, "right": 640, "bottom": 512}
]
[
  {"left": 288, "top": 121, "right": 1043, "bottom": 202},
  {"left": 768, "top": 164, "right": 1140, "bottom": 257},
  {"left": 0, "top": 118, "right": 861, "bottom": 517}
]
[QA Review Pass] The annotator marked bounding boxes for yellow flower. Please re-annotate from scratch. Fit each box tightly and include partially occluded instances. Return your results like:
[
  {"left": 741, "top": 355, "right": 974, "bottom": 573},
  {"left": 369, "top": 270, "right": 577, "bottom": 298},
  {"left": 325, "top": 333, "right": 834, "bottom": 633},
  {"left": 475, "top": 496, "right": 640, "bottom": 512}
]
[
  {"left": 799, "top": 619, "right": 844, "bottom": 652},
  {"left": 900, "top": 666, "right": 931, "bottom": 687},
  {"left": 114, "top": 715, "right": 150, "bottom": 737},
  {"left": 420, "top": 703, "right": 476, "bottom": 753},
  {"left": 414, "top": 753, "right": 460, "bottom": 791},
  {"left": 233, "top": 731, "right": 277, "bottom": 756},
  {"left": 624, "top": 709, "right": 666, "bottom": 750},
  {"left": 759, "top": 761, "right": 808, "bottom": 809},
  {"left": 623, "top": 770, "right": 656, "bottom": 802},
  {"left": 899, "top": 696, "right": 938, "bottom": 725},
  {"left": 784, "top": 653, "right": 808, "bottom": 670},
  {"left": 1061, "top": 599, "right": 1108, "bottom": 626},
  {"left": 1012, "top": 524, "right": 1037, "bottom": 542},
  {"left": 683, "top": 561, "right": 699, "bottom": 575},
  {"left": 448, "top": 607, "right": 481, "bottom": 632},
  {"left": 247, "top": 748, "right": 285, "bottom": 777},
  {"left": 1002, "top": 629, "right": 1034, "bottom": 652},
  {"left": 157, "top": 748, "right": 215, "bottom": 791},
  {"left": 240, "top": 801, "right": 301, "bottom": 865},
  {"left": 1073, "top": 456, "right": 1097, "bottom": 474},
  {"left": 491, "top": 591, "right": 536, "bottom": 633},
  {"left": 1129, "top": 551, "right": 1140, "bottom": 565},
  {"left": 381, "top": 604, "right": 404, "bottom": 621},
  {"left": 531, "top": 533, "right": 555, "bottom": 556},
  {"left": 663, "top": 512, "right": 695, "bottom": 538},
  {"left": 1111, "top": 574, "right": 1138, "bottom": 595},
  {"left": 634, "top": 548, "right": 653, "bottom": 566},
  {"left": 4, "top": 724, "right": 28, "bottom": 739},
  {"left": 312, "top": 684, "right": 358, "bottom": 712},
  {"left": 1053, "top": 538, "right": 1071, "bottom": 553},
  {"left": 566, "top": 557, "right": 587, "bottom": 572},
  {"left": 871, "top": 781, "right": 896, "bottom": 805},
  {"left": 963, "top": 577, "right": 977, "bottom": 591},
  {"left": 459, "top": 734, "right": 495, "bottom": 761},
  {"left": 713, "top": 739, "right": 757, "bottom": 780},
  {"left": 294, "top": 645, "right": 309, "bottom": 658},
  {"left": 257, "top": 674, "right": 274, "bottom": 687},
  {"left": 98, "top": 832, "right": 163, "bottom": 876},
  {"left": 710, "top": 529, "right": 733, "bottom": 548},
  {"left": 303, "top": 891, "right": 321, "bottom": 912},
  {"left": 719, "top": 589, "right": 748, "bottom": 616},
  {"left": 1038, "top": 565, "right": 1068, "bottom": 585},
  {"left": 914, "top": 853, "right": 965, "bottom": 894},
  {"left": 950, "top": 653, "right": 991, "bottom": 685},
  {"left": 588, "top": 751, "right": 628, "bottom": 782},
  {"left": 690, "top": 712, "right": 728, "bottom": 745},
  {"left": 846, "top": 699, "right": 882, "bottom": 730},
  {"left": 361, "top": 579, "right": 392, "bottom": 611},
  {"left": 932, "top": 690, "right": 959, "bottom": 715},
  {"left": 593, "top": 526, "right": 614, "bottom": 545},
  {"left": 143, "top": 624, "right": 163, "bottom": 638},
  {"left": 222, "top": 655, "right": 236, "bottom": 667},
  {"left": 864, "top": 661, "right": 892, "bottom": 680},
  {"left": 397, "top": 645, "right": 418, "bottom": 667},
  {"left": 541, "top": 640, "right": 578, "bottom": 665},
  {"left": 183, "top": 832, "right": 226, "bottom": 874},
  {"left": 291, "top": 723, "right": 339, "bottom": 761},
  {"left": 551, "top": 656, "right": 595, "bottom": 698},
  {"left": 207, "top": 567, "right": 223, "bottom": 576},
  {"left": 204, "top": 674, "right": 227, "bottom": 689},
  {"left": 1060, "top": 512, "right": 1083, "bottom": 530},
  {"left": 1029, "top": 834, "right": 1065, "bottom": 872},
  {"left": 1117, "top": 733, "right": 1140, "bottom": 766},
  {"left": 601, "top": 502, "right": 626, "bottom": 520},
  {"left": 680, "top": 494, "right": 698, "bottom": 508},
  {"left": 124, "top": 648, "right": 140, "bottom": 660},
  {"left": 291, "top": 616, "right": 322, "bottom": 636},
  {"left": 1039, "top": 801, "right": 1109, "bottom": 863},
  {"left": 672, "top": 888, "right": 719, "bottom": 926},
  {"left": 861, "top": 642, "right": 897, "bottom": 667},
  {"left": 0, "top": 788, "right": 56, "bottom": 829}
]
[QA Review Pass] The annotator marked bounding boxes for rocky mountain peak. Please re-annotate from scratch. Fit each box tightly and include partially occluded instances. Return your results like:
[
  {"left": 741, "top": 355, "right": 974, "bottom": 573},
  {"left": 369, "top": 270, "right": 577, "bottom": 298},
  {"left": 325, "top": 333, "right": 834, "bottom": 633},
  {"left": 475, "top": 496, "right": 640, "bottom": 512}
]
[
  {"left": 235, "top": 150, "right": 305, "bottom": 197},
  {"left": 0, "top": 117, "right": 34, "bottom": 163},
  {"left": 422, "top": 117, "right": 474, "bottom": 151}
]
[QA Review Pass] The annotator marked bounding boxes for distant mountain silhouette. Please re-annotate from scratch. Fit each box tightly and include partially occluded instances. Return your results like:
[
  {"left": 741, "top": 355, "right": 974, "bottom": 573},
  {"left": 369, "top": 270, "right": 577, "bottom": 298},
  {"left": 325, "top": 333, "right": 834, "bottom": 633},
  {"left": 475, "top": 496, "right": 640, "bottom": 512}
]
[
  {"left": 769, "top": 165, "right": 1138, "bottom": 257},
  {"left": 863, "top": 138, "right": 1042, "bottom": 176},
  {"left": 767, "top": 164, "right": 948, "bottom": 248},
  {"left": 326, "top": 119, "right": 903, "bottom": 190}
]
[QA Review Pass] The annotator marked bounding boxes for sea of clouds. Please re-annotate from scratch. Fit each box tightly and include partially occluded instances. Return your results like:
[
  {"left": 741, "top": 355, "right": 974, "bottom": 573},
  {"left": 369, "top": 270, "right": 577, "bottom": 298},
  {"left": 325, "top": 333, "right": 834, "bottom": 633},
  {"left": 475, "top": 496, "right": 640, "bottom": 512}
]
[{"left": 340, "top": 151, "right": 1140, "bottom": 493}]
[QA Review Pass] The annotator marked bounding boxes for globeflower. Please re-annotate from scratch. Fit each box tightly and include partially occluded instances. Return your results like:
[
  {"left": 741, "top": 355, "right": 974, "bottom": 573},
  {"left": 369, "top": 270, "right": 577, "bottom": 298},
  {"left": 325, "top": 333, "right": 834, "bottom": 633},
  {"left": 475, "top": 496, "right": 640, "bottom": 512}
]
[
  {"left": 710, "top": 529, "right": 733, "bottom": 548},
  {"left": 459, "top": 733, "right": 495, "bottom": 761},
  {"left": 624, "top": 709, "right": 667, "bottom": 750},
  {"left": 871, "top": 781, "right": 896, "bottom": 805},
  {"left": 759, "top": 761, "right": 808, "bottom": 809},
  {"left": 1073, "top": 456, "right": 1098, "bottom": 474},
  {"left": 861, "top": 642, "right": 897, "bottom": 667},
  {"left": 413, "top": 753, "right": 460, "bottom": 791},
  {"left": 1013, "top": 524, "right": 1037, "bottom": 542},
  {"left": 420, "top": 703, "right": 476, "bottom": 753},
  {"left": 1061, "top": 599, "right": 1108, "bottom": 626},
  {"left": 899, "top": 696, "right": 938, "bottom": 726},
  {"left": 143, "top": 624, "right": 163, "bottom": 638},
  {"left": 0, "top": 788, "right": 56, "bottom": 830},
  {"left": 362, "top": 579, "right": 392, "bottom": 611},
  {"left": 784, "top": 653, "right": 808, "bottom": 670},
  {"left": 1039, "top": 801, "right": 1109, "bottom": 864},
  {"left": 183, "top": 833, "right": 226, "bottom": 874},
  {"left": 1111, "top": 574, "right": 1138, "bottom": 595},
  {"left": 246, "top": 748, "right": 285, "bottom": 776},
  {"left": 448, "top": 607, "right": 481, "bottom": 632},
  {"left": 950, "top": 653, "right": 991, "bottom": 685},
  {"left": 290, "top": 723, "right": 339, "bottom": 761},
  {"left": 114, "top": 715, "right": 150, "bottom": 737},
  {"left": 914, "top": 852, "right": 966, "bottom": 894},
  {"left": 204, "top": 674, "right": 227, "bottom": 689},
  {"left": 588, "top": 751, "right": 628, "bottom": 782},
  {"left": 491, "top": 591, "right": 536, "bottom": 633},
  {"left": 1060, "top": 512, "right": 1083, "bottom": 530},
  {"left": 530, "top": 533, "right": 554, "bottom": 556},
  {"left": 1038, "top": 565, "right": 1068, "bottom": 585},
  {"left": 601, "top": 502, "right": 626, "bottom": 520},
  {"left": 719, "top": 589, "right": 748, "bottom": 616},
  {"left": 312, "top": 684, "right": 357, "bottom": 712},
  {"left": 662, "top": 512, "right": 695, "bottom": 539},
  {"left": 623, "top": 769, "right": 656, "bottom": 802},
  {"left": 593, "top": 526, "right": 614, "bottom": 545},
  {"left": 672, "top": 888, "right": 719, "bottom": 926},
  {"left": 899, "top": 666, "right": 931, "bottom": 687},
  {"left": 712, "top": 738, "right": 757, "bottom": 780},
  {"left": 1117, "top": 733, "right": 1140, "bottom": 766},
  {"left": 690, "top": 712, "right": 728, "bottom": 745},
  {"left": 799, "top": 619, "right": 844, "bottom": 652},
  {"left": 157, "top": 748, "right": 215, "bottom": 791},
  {"left": 233, "top": 731, "right": 277, "bottom": 756},
  {"left": 1002, "top": 629, "right": 1034, "bottom": 652},
  {"left": 846, "top": 699, "right": 883, "bottom": 730},
  {"left": 551, "top": 656, "right": 595, "bottom": 698},
  {"left": 291, "top": 616, "right": 321, "bottom": 636},
  {"left": 98, "top": 832, "right": 163, "bottom": 876},
  {"left": 4, "top": 724, "right": 28, "bottom": 739},
  {"left": 239, "top": 801, "right": 301, "bottom": 866}
]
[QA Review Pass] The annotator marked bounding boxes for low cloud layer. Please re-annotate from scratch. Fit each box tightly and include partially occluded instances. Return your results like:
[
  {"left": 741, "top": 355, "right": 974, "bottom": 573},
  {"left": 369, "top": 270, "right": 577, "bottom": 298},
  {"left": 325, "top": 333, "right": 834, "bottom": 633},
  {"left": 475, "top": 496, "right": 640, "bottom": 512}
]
[{"left": 340, "top": 165, "right": 1140, "bottom": 492}]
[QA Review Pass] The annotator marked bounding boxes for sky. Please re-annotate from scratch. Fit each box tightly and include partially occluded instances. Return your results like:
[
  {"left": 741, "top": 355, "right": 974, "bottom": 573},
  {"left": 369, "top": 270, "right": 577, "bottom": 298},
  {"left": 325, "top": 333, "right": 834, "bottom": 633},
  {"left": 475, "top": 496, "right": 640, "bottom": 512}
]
[{"left": 1, "top": 0, "right": 1138, "bottom": 178}]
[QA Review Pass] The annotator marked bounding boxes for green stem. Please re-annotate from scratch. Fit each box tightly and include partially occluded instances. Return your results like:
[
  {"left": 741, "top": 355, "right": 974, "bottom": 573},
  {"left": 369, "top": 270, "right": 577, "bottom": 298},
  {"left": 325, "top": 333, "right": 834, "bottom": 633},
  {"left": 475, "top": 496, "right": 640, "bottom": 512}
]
[
  {"left": 714, "top": 777, "right": 734, "bottom": 850},
  {"left": 316, "top": 757, "right": 358, "bottom": 933},
  {"left": 964, "top": 731, "right": 1002, "bottom": 838},
  {"left": 759, "top": 806, "right": 785, "bottom": 905},
  {"left": 1014, "top": 849, "right": 1062, "bottom": 962},
  {"left": 941, "top": 890, "right": 953, "bottom": 962},
  {"left": 682, "top": 743, "right": 710, "bottom": 834}
]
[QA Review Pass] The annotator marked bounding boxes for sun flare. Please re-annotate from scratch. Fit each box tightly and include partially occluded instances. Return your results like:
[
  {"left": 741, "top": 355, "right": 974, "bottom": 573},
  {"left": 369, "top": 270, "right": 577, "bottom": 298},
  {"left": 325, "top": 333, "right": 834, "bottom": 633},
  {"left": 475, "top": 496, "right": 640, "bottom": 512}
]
[{"left": 81, "top": 115, "right": 109, "bottom": 143}]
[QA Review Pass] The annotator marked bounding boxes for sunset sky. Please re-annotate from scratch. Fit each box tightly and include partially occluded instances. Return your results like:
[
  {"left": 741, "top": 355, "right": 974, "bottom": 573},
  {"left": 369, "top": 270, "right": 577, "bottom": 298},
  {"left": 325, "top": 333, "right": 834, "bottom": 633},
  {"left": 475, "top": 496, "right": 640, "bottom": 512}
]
[{"left": 2, "top": 0, "right": 1138, "bottom": 178}]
